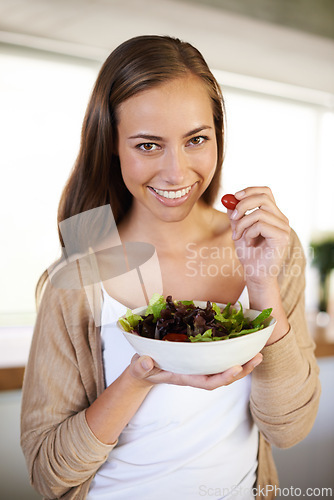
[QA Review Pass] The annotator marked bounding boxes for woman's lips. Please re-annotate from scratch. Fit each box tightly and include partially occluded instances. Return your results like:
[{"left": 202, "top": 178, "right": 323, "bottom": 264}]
[{"left": 147, "top": 183, "right": 197, "bottom": 206}]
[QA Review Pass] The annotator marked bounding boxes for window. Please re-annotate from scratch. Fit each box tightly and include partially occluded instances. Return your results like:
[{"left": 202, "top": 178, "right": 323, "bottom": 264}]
[{"left": 0, "top": 47, "right": 99, "bottom": 325}]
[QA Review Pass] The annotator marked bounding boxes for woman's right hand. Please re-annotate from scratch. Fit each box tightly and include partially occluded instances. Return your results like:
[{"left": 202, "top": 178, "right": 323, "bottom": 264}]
[{"left": 128, "top": 352, "right": 263, "bottom": 391}]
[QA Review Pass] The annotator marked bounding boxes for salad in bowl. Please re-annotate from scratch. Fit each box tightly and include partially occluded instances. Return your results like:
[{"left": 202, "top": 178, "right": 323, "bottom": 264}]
[{"left": 118, "top": 294, "right": 276, "bottom": 374}]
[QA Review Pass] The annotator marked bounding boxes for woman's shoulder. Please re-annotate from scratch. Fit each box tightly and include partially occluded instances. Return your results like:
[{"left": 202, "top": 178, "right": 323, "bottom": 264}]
[{"left": 38, "top": 259, "right": 100, "bottom": 328}]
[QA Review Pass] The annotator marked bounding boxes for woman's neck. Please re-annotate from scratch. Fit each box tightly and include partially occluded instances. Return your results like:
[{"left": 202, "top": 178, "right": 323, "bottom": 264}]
[{"left": 118, "top": 199, "right": 215, "bottom": 253}]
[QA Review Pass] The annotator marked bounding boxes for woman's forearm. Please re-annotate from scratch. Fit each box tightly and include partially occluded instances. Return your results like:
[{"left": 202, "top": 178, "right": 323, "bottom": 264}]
[{"left": 86, "top": 366, "right": 153, "bottom": 445}]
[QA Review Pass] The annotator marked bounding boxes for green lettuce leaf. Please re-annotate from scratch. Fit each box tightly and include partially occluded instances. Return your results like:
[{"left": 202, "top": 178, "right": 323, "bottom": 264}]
[
  {"left": 145, "top": 293, "right": 167, "bottom": 321},
  {"left": 252, "top": 308, "right": 273, "bottom": 327},
  {"left": 119, "top": 308, "right": 143, "bottom": 332}
]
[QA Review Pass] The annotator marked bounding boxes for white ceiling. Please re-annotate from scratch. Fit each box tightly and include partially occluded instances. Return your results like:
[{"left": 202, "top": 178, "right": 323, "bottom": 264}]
[
  {"left": 0, "top": 0, "right": 333, "bottom": 96},
  {"left": 182, "top": 0, "right": 334, "bottom": 41}
]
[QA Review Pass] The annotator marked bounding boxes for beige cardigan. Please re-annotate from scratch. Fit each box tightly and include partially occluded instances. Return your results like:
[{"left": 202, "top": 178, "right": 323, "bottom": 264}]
[{"left": 21, "top": 229, "right": 321, "bottom": 499}]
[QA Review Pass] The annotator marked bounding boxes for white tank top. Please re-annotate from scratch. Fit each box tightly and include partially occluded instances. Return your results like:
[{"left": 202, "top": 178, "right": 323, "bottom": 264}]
[{"left": 88, "top": 288, "right": 258, "bottom": 500}]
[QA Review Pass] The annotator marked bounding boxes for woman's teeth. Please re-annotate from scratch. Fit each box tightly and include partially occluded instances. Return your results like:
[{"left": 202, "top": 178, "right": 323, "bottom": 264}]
[{"left": 152, "top": 186, "right": 192, "bottom": 199}]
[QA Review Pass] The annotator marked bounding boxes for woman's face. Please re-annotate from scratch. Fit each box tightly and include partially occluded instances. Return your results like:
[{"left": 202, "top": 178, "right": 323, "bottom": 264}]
[{"left": 116, "top": 75, "right": 218, "bottom": 223}]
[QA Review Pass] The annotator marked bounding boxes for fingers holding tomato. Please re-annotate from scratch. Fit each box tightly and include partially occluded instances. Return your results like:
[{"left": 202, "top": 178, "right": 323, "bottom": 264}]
[
  {"left": 221, "top": 187, "right": 291, "bottom": 282},
  {"left": 221, "top": 186, "right": 274, "bottom": 212},
  {"left": 222, "top": 187, "right": 289, "bottom": 234},
  {"left": 228, "top": 187, "right": 285, "bottom": 219}
]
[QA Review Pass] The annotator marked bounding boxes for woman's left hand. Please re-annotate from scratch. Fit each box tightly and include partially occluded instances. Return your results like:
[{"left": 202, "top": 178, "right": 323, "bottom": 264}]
[{"left": 227, "top": 186, "right": 291, "bottom": 288}]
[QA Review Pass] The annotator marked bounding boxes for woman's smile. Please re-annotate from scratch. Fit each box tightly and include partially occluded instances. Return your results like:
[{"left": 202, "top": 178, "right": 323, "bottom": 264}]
[
  {"left": 147, "top": 182, "right": 197, "bottom": 206},
  {"left": 149, "top": 184, "right": 193, "bottom": 199}
]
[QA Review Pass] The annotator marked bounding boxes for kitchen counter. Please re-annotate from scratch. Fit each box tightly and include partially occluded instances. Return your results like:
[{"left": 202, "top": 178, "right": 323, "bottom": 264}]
[{"left": 0, "top": 326, "right": 33, "bottom": 390}]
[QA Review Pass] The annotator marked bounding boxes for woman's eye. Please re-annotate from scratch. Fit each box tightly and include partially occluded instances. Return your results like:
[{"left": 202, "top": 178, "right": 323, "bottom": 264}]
[
  {"left": 138, "top": 143, "right": 158, "bottom": 151},
  {"left": 189, "top": 136, "right": 207, "bottom": 146}
]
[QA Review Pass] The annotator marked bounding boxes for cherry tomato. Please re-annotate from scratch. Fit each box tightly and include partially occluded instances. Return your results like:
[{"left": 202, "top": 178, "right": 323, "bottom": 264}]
[
  {"left": 162, "top": 333, "right": 189, "bottom": 342},
  {"left": 221, "top": 194, "right": 238, "bottom": 210}
]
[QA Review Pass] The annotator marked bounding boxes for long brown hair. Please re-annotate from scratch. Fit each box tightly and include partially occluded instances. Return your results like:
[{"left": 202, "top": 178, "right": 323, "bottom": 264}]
[{"left": 37, "top": 35, "right": 226, "bottom": 302}]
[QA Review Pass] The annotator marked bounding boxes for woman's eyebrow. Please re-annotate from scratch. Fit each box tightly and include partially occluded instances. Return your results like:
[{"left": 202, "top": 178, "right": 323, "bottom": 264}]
[
  {"left": 128, "top": 126, "right": 213, "bottom": 141},
  {"left": 183, "top": 126, "right": 213, "bottom": 138},
  {"left": 128, "top": 133, "right": 163, "bottom": 141}
]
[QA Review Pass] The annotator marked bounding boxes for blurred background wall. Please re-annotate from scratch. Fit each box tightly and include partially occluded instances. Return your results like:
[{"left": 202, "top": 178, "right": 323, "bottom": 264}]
[{"left": 0, "top": 0, "right": 333, "bottom": 498}]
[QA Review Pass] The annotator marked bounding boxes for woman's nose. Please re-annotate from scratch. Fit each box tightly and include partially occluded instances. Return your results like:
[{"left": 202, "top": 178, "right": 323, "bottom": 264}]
[{"left": 161, "top": 147, "right": 187, "bottom": 185}]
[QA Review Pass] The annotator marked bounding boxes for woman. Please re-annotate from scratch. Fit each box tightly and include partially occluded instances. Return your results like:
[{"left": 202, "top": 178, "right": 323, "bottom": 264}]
[{"left": 21, "top": 35, "right": 320, "bottom": 499}]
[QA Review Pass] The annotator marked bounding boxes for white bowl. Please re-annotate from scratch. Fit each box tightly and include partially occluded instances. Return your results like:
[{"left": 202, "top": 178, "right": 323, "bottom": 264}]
[{"left": 118, "top": 302, "right": 276, "bottom": 375}]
